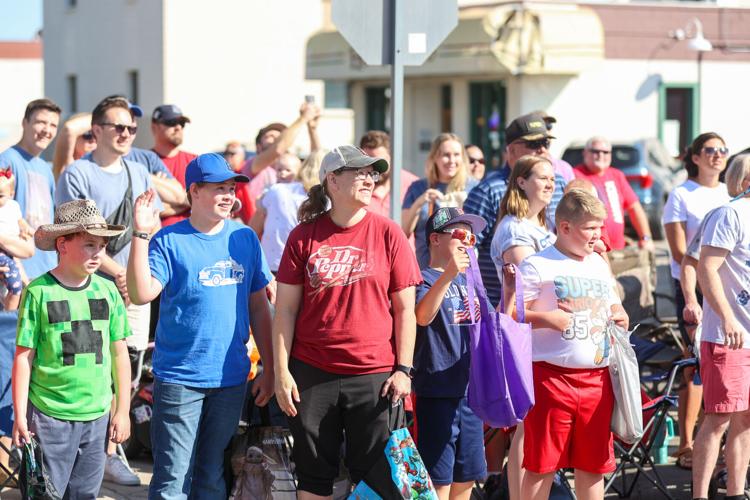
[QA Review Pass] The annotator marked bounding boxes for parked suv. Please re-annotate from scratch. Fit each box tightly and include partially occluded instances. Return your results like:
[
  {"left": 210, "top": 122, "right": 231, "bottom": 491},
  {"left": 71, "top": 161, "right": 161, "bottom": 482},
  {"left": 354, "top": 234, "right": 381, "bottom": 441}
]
[{"left": 562, "top": 139, "right": 685, "bottom": 240}]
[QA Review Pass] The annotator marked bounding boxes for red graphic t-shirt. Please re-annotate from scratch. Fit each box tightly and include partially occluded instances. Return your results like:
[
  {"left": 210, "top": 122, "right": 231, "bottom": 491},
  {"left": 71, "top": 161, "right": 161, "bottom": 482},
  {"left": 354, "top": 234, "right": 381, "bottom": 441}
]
[
  {"left": 276, "top": 211, "right": 422, "bottom": 375},
  {"left": 573, "top": 165, "right": 638, "bottom": 250},
  {"left": 157, "top": 150, "right": 197, "bottom": 227}
]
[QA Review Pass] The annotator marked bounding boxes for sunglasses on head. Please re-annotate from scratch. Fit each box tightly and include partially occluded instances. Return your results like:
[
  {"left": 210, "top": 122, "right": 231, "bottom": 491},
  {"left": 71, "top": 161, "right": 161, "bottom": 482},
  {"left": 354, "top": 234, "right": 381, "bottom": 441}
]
[
  {"left": 521, "top": 138, "right": 550, "bottom": 150},
  {"left": 82, "top": 131, "right": 95, "bottom": 141},
  {"left": 99, "top": 123, "right": 137, "bottom": 135},
  {"left": 702, "top": 146, "right": 729, "bottom": 157},
  {"left": 441, "top": 227, "right": 476, "bottom": 246}
]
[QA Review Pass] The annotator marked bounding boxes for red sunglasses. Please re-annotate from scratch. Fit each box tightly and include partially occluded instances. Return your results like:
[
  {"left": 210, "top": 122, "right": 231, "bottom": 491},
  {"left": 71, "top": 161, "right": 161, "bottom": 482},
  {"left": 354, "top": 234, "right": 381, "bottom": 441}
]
[{"left": 441, "top": 228, "right": 476, "bottom": 246}]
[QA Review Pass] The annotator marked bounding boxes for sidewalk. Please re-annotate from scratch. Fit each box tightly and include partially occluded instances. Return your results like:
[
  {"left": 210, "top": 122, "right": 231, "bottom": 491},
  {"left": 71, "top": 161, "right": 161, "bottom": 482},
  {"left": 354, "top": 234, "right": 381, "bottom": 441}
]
[{"left": 0, "top": 457, "right": 152, "bottom": 500}]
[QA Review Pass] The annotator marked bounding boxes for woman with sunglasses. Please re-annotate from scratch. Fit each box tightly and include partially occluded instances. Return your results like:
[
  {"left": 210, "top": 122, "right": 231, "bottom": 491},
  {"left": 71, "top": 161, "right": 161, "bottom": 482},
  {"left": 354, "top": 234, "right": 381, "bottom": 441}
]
[
  {"left": 403, "top": 133, "right": 476, "bottom": 269},
  {"left": 273, "top": 145, "right": 421, "bottom": 498},
  {"left": 488, "top": 155, "right": 556, "bottom": 500},
  {"left": 662, "top": 131, "right": 730, "bottom": 470}
]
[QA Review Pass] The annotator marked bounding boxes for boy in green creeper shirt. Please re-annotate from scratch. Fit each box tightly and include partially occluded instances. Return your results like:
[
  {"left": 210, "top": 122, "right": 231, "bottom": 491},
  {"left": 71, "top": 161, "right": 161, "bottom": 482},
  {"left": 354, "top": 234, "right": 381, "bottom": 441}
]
[{"left": 11, "top": 199, "right": 132, "bottom": 498}]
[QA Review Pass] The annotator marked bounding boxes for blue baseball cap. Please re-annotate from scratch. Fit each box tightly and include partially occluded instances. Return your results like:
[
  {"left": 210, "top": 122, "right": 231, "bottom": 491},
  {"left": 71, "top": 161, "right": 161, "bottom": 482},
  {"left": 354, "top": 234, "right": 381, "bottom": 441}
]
[{"left": 184, "top": 153, "right": 249, "bottom": 191}]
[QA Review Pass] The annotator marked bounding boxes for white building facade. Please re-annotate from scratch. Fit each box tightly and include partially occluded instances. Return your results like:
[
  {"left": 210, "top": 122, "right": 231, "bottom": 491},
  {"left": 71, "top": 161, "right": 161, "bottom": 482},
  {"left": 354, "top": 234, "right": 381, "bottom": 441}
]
[
  {"left": 0, "top": 42, "right": 44, "bottom": 152},
  {"left": 43, "top": 0, "right": 344, "bottom": 154},
  {"left": 43, "top": 0, "right": 750, "bottom": 170}
]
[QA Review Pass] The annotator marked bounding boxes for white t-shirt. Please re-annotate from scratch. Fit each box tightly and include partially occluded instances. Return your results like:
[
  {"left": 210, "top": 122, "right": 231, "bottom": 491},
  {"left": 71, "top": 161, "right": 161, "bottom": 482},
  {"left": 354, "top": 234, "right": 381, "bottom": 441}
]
[
  {"left": 260, "top": 182, "right": 307, "bottom": 271},
  {"left": 491, "top": 215, "right": 556, "bottom": 282},
  {"left": 662, "top": 180, "right": 729, "bottom": 280},
  {"left": 0, "top": 199, "right": 22, "bottom": 237},
  {"left": 520, "top": 245, "right": 621, "bottom": 369},
  {"left": 699, "top": 198, "right": 750, "bottom": 348}
]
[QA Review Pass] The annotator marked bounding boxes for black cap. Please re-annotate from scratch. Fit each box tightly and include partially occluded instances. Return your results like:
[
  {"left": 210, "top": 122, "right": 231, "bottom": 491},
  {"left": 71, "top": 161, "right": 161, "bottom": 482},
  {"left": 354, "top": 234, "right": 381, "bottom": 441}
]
[
  {"left": 425, "top": 207, "right": 487, "bottom": 243},
  {"left": 505, "top": 112, "right": 555, "bottom": 145},
  {"left": 152, "top": 104, "right": 190, "bottom": 124}
]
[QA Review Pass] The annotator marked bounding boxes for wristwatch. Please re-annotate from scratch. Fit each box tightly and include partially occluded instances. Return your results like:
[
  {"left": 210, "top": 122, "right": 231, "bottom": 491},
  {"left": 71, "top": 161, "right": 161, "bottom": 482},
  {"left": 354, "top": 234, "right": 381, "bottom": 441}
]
[
  {"left": 132, "top": 231, "right": 150, "bottom": 241},
  {"left": 395, "top": 364, "right": 414, "bottom": 378},
  {"left": 640, "top": 235, "right": 652, "bottom": 241}
]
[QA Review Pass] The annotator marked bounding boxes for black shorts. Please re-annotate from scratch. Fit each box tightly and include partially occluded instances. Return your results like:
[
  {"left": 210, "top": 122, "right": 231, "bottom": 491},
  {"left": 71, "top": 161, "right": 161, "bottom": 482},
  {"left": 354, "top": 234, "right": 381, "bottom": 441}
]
[{"left": 287, "top": 357, "right": 391, "bottom": 496}]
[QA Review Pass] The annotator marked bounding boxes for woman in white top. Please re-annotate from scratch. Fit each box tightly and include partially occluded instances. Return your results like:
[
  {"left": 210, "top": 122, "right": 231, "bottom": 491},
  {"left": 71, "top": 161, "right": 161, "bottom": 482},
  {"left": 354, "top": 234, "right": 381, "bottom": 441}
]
[
  {"left": 491, "top": 155, "right": 556, "bottom": 276},
  {"left": 662, "top": 131, "right": 730, "bottom": 469},
  {"left": 489, "top": 154, "right": 555, "bottom": 500},
  {"left": 249, "top": 151, "right": 325, "bottom": 272}
]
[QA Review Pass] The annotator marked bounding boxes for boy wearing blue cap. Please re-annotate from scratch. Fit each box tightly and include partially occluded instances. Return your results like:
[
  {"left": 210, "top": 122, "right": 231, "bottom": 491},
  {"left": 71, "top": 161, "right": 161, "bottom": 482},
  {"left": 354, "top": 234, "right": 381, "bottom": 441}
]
[
  {"left": 414, "top": 207, "right": 490, "bottom": 499},
  {"left": 127, "top": 153, "right": 274, "bottom": 499}
]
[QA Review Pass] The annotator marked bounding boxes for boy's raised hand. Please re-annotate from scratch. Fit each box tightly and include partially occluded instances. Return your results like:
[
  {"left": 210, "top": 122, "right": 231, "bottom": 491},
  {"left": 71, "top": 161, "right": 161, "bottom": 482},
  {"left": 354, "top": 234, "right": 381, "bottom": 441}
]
[
  {"left": 445, "top": 247, "right": 470, "bottom": 278},
  {"left": 109, "top": 409, "right": 131, "bottom": 444},
  {"left": 134, "top": 189, "right": 160, "bottom": 234}
]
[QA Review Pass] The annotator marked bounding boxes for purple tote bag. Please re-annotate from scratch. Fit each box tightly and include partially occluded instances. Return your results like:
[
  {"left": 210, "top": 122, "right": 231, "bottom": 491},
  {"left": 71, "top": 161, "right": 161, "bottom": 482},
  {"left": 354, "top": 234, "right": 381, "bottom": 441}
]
[{"left": 465, "top": 250, "right": 534, "bottom": 428}]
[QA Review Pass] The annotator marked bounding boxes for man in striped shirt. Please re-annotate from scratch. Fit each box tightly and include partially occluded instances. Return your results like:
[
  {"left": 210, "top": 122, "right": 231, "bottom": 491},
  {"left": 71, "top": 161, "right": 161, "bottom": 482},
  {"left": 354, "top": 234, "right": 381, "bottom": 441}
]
[{"left": 464, "top": 112, "right": 567, "bottom": 306}]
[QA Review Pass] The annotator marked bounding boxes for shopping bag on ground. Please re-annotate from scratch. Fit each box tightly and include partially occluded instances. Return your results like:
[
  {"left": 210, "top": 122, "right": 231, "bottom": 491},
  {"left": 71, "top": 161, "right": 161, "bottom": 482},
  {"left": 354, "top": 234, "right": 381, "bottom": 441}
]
[
  {"left": 349, "top": 400, "right": 438, "bottom": 500},
  {"left": 609, "top": 322, "right": 643, "bottom": 443},
  {"left": 19, "top": 436, "right": 61, "bottom": 500},
  {"left": 465, "top": 251, "right": 534, "bottom": 428},
  {"left": 230, "top": 407, "right": 296, "bottom": 500}
]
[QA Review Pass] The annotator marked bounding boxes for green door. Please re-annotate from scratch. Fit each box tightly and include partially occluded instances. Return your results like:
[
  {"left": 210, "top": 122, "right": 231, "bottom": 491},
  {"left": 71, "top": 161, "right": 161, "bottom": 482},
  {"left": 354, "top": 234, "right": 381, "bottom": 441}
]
[{"left": 470, "top": 82, "right": 506, "bottom": 170}]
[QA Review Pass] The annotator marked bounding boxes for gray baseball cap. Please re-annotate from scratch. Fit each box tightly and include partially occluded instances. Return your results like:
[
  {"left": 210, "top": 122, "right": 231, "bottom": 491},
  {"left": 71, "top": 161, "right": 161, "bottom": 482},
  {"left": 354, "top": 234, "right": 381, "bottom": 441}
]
[{"left": 318, "top": 145, "right": 389, "bottom": 184}]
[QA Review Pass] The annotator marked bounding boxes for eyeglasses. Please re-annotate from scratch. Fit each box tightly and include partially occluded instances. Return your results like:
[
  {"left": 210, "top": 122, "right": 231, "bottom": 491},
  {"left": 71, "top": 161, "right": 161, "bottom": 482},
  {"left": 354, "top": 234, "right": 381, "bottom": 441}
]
[
  {"left": 99, "top": 123, "right": 137, "bottom": 135},
  {"left": 587, "top": 148, "right": 611, "bottom": 156},
  {"left": 521, "top": 138, "right": 550, "bottom": 150},
  {"left": 161, "top": 118, "right": 186, "bottom": 128},
  {"left": 702, "top": 146, "right": 729, "bottom": 157},
  {"left": 441, "top": 228, "right": 476, "bottom": 246},
  {"left": 82, "top": 131, "right": 95, "bottom": 141},
  {"left": 337, "top": 167, "right": 380, "bottom": 183},
  {"left": 468, "top": 157, "right": 485, "bottom": 165}
]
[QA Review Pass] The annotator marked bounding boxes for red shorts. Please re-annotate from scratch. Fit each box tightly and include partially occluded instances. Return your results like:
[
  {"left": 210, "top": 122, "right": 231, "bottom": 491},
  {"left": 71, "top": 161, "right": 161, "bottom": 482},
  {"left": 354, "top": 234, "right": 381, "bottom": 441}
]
[
  {"left": 700, "top": 342, "right": 750, "bottom": 414},
  {"left": 523, "top": 362, "right": 615, "bottom": 474}
]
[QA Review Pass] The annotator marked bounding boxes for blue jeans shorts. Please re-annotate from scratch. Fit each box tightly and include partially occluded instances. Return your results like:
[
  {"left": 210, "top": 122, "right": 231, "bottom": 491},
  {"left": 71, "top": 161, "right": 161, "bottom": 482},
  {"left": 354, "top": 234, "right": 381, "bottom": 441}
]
[{"left": 415, "top": 396, "right": 487, "bottom": 485}]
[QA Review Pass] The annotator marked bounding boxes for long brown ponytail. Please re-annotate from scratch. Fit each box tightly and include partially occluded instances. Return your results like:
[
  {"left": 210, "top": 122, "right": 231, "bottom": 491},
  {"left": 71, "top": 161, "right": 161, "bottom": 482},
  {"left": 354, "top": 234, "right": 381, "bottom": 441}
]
[{"left": 298, "top": 182, "right": 330, "bottom": 223}]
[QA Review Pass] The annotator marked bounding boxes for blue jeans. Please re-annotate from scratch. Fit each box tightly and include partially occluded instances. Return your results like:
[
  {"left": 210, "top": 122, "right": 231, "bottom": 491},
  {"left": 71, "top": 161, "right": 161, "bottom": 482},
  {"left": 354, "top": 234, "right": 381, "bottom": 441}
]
[{"left": 148, "top": 379, "right": 246, "bottom": 500}]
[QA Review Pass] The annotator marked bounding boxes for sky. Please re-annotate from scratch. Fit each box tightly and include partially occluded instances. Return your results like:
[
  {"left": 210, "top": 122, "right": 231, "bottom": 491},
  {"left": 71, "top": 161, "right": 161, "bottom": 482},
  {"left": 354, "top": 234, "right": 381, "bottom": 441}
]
[{"left": 0, "top": 0, "right": 43, "bottom": 41}]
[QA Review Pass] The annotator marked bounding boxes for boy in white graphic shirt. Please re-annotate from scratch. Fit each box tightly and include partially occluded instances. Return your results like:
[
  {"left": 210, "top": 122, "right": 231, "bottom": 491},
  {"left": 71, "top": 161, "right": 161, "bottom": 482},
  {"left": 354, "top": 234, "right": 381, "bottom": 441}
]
[{"left": 519, "top": 189, "right": 628, "bottom": 500}]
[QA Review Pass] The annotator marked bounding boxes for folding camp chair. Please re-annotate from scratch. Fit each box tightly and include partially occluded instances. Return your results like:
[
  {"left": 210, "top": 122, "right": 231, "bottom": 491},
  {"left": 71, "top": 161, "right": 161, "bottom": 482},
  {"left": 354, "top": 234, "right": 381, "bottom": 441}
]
[{"left": 604, "top": 357, "right": 697, "bottom": 500}]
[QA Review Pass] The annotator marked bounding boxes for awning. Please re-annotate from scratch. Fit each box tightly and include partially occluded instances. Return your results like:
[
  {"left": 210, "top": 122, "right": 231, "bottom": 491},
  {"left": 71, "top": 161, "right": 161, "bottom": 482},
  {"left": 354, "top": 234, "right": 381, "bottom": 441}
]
[
  {"left": 306, "top": 13, "right": 505, "bottom": 81},
  {"left": 483, "top": 3, "right": 604, "bottom": 76}
]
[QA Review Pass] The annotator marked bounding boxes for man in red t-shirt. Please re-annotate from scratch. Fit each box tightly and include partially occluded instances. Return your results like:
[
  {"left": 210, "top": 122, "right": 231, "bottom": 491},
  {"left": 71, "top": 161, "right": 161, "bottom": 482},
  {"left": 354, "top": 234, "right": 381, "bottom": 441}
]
[
  {"left": 573, "top": 136, "right": 654, "bottom": 250},
  {"left": 151, "top": 104, "right": 197, "bottom": 226}
]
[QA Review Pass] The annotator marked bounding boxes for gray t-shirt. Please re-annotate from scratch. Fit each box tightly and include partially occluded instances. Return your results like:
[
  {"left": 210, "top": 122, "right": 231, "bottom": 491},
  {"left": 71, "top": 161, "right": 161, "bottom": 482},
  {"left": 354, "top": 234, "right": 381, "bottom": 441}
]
[
  {"left": 55, "top": 157, "right": 163, "bottom": 268},
  {"left": 491, "top": 215, "right": 556, "bottom": 277},
  {"left": 699, "top": 199, "right": 750, "bottom": 348}
]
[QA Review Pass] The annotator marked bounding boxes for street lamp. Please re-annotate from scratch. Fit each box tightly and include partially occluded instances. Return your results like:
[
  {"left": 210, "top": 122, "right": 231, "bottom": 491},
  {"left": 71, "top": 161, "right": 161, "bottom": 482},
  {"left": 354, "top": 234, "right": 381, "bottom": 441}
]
[{"left": 669, "top": 18, "right": 712, "bottom": 130}]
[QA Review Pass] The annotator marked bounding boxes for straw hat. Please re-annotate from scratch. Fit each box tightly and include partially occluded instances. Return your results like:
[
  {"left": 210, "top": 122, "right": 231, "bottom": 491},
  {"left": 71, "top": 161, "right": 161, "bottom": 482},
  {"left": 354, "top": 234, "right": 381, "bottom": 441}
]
[{"left": 35, "top": 199, "right": 127, "bottom": 251}]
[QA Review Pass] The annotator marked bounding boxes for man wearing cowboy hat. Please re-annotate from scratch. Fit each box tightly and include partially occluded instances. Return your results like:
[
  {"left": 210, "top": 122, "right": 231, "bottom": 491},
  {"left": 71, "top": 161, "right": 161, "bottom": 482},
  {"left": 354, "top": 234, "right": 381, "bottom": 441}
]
[{"left": 12, "top": 199, "right": 133, "bottom": 498}]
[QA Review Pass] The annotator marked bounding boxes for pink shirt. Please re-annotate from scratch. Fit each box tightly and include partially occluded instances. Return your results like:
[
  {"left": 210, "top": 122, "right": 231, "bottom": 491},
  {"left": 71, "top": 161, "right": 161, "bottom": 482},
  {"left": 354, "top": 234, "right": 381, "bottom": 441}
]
[{"left": 573, "top": 165, "right": 639, "bottom": 250}]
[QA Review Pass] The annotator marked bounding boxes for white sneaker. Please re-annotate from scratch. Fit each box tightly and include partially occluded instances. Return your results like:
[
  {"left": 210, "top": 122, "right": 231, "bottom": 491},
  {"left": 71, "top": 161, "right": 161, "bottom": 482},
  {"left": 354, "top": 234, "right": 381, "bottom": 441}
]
[{"left": 103, "top": 453, "right": 141, "bottom": 486}]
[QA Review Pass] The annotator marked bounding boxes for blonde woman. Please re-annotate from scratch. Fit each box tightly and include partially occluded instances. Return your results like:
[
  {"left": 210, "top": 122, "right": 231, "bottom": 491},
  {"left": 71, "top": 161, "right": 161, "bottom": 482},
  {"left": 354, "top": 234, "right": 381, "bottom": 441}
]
[
  {"left": 491, "top": 155, "right": 556, "bottom": 275},
  {"left": 402, "top": 133, "right": 476, "bottom": 268},
  {"left": 249, "top": 150, "right": 326, "bottom": 273}
]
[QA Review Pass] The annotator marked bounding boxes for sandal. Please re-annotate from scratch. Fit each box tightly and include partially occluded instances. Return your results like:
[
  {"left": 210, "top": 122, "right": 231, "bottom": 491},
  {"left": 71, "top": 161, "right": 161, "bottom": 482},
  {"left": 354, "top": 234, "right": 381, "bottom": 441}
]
[{"left": 672, "top": 447, "right": 693, "bottom": 470}]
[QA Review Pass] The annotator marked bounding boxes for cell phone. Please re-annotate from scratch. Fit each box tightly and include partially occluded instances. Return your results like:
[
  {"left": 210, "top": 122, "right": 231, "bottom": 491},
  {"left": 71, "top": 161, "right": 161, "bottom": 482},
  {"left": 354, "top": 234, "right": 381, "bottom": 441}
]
[{"left": 305, "top": 95, "right": 315, "bottom": 104}]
